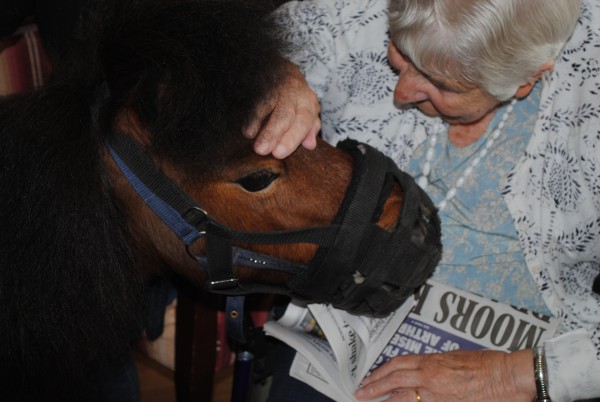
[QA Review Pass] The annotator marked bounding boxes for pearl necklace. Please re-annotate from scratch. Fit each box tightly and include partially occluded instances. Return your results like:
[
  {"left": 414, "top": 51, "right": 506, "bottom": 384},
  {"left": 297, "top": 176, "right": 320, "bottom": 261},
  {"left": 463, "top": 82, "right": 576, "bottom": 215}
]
[{"left": 417, "top": 99, "right": 517, "bottom": 211}]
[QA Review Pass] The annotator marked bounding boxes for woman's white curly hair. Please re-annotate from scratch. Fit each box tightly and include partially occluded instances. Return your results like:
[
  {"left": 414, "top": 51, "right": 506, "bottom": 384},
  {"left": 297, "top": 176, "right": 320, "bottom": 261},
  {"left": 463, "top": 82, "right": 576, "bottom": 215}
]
[{"left": 388, "top": 0, "right": 581, "bottom": 100}]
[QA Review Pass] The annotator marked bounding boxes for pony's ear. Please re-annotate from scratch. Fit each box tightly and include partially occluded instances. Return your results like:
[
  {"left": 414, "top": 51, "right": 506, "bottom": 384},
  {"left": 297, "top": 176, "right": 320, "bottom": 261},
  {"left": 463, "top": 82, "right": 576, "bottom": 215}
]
[{"left": 115, "top": 108, "right": 152, "bottom": 146}]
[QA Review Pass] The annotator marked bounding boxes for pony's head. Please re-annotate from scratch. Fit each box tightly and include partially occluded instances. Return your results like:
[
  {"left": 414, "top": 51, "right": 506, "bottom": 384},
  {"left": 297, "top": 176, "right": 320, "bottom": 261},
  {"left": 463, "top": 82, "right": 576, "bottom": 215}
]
[{"left": 0, "top": 1, "right": 441, "bottom": 400}]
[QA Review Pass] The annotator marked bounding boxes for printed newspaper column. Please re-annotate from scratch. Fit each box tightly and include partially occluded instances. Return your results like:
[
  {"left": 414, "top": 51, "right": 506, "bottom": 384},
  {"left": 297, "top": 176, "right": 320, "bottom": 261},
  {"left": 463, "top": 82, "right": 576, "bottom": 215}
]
[{"left": 373, "top": 280, "right": 559, "bottom": 369}]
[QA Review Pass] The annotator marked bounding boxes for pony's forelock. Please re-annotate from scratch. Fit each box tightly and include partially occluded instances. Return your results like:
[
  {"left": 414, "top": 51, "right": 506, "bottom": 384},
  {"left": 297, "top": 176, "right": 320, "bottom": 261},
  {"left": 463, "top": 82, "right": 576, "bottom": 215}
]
[{"left": 74, "top": 0, "right": 290, "bottom": 177}]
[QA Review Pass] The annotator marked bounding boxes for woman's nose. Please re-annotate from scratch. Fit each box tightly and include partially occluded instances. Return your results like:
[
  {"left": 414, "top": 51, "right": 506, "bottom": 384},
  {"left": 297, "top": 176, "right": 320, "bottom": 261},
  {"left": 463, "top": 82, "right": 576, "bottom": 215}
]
[{"left": 393, "top": 67, "right": 429, "bottom": 105}]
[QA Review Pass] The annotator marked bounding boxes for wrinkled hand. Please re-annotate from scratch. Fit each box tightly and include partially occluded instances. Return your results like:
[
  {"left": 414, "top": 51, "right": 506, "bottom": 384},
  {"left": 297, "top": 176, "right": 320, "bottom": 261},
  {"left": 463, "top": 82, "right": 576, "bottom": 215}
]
[
  {"left": 244, "top": 60, "right": 320, "bottom": 159},
  {"left": 354, "top": 349, "right": 536, "bottom": 402}
]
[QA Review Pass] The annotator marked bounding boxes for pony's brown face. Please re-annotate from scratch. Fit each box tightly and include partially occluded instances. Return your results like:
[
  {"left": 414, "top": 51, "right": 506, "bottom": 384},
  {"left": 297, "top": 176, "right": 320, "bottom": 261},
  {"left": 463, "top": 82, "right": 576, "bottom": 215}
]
[
  {"left": 106, "top": 134, "right": 404, "bottom": 290},
  {"left": 184, "top": 139, "right": 405, "bottom": 286}
]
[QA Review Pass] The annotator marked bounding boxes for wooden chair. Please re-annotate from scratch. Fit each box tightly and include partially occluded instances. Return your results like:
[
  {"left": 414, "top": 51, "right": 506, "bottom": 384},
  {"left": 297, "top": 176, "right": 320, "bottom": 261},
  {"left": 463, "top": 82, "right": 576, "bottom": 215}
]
[{"left": 175, "top": 286, "right": 222, "bottom": 401}]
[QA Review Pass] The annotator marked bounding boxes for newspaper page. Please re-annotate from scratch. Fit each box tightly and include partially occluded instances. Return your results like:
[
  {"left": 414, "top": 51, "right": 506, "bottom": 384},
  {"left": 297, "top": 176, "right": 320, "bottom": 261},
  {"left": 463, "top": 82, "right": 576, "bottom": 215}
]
[
  {"left": 263, "top": 300, "right": 349, "bottom": 400},
  {"left": 307, "top": 300, "right": 415, "bottom": 397},
  {"left": 268, "top": 279, "right": 561, "bottom": 401},
  {"left": 263, "top": 297, "right": 416, "bottom": 401},
  {"left": 371, "top": 279, "right": 561, "bottom": 369}
]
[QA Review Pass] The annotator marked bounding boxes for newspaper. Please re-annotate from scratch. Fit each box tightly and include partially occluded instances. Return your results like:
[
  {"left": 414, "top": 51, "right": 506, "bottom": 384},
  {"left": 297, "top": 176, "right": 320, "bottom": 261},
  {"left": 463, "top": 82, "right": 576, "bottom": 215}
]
[{"left": 263, "top": 279, "right": 560, "bottom": 401}]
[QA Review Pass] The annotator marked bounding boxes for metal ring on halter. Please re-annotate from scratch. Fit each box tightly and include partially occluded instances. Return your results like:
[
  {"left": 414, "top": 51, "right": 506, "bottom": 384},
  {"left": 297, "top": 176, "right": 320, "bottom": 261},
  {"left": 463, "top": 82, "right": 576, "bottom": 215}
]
[
  {"left": 183, "top": 206, "right": 209, "bottom": 227},
  {"left": 185, "top": 238, "right": 206, "bottom": 263},
  {"left": 416, "top": 389, "right": 422, "bottom": 402}
]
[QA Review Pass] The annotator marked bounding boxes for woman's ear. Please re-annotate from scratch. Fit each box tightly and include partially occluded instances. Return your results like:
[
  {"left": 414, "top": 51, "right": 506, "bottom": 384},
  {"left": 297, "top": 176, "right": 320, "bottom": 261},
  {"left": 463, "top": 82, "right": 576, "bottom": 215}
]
[{"left": 514, "top": 60, "right": 555, "bottom": 99}]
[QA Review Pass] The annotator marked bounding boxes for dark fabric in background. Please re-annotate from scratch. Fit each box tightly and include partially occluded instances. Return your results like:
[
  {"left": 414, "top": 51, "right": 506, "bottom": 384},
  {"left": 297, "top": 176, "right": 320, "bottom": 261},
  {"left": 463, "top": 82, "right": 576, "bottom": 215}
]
[
  {"left": 0, "top": 0, "right": 294, "bottom": 64},
  {"left": 0, "top": 0, "right": 90, "bottom": 62}
]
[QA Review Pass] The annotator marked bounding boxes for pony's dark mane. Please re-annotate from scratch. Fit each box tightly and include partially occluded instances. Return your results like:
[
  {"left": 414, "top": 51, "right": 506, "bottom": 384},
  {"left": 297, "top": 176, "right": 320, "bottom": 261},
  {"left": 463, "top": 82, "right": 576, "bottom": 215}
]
[
  {"left": 0, "top": 1, "right": 288, "bottom": 400},
  {"left": 82, "top": 0, "right": 288, "bottom": 175}
]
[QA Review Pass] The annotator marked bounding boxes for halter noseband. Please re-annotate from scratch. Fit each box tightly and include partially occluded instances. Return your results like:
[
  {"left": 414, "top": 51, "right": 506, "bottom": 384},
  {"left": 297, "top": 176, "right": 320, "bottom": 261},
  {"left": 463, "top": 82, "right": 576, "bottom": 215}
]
[{"left": 106, "top": 134, "right": 441, "bottom": 316}]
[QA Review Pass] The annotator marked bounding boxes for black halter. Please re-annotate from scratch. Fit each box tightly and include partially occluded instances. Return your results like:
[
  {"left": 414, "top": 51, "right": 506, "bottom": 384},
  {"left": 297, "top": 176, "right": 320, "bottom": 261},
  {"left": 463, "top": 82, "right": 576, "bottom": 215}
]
[
  {"left": 106, "top": 134, "right": 441, "bottom": 316},
  {"left": 106, "top": 134, "right": 339, "bottom": 291}
]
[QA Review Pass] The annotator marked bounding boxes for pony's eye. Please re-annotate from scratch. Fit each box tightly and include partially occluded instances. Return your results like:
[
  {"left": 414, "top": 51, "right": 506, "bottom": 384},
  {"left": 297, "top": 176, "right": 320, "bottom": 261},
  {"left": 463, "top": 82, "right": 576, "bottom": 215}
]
[{"left": 236, "top": 170, "right": 279, "bottom": 192}]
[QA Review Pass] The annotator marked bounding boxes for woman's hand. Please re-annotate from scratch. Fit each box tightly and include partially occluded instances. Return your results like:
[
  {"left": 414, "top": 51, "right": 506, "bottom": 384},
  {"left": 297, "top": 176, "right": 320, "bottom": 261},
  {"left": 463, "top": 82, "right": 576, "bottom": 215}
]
[
  {"left": 244, "top": 60, "right": 321, "bottom": 159},
  {"left": 354, "top": 349, "right": 537, "bottom": 402}
]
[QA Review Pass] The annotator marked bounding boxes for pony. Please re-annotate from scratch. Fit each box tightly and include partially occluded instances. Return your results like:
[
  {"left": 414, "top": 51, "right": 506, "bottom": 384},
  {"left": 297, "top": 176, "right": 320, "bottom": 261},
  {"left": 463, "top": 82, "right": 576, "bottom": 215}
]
[{"left": 0, "top": 1, "right": 441, "bottom": 401}]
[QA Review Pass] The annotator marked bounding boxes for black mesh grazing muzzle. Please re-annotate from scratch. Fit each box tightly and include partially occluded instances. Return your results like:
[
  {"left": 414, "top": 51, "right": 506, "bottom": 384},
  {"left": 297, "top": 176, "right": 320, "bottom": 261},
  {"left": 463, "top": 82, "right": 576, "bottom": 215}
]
[{"left": 287, "top": 139, "right": 442, "bottom": 316}]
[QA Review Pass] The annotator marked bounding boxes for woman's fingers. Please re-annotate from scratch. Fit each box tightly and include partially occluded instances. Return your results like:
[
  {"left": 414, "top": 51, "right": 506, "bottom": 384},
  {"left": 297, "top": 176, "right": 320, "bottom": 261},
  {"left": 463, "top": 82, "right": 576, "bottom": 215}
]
[
  {"left": 361, "top": 355, "right": 424, "bottom": 386},
  {"left": 355, "top": 350, "right": 536, "bottom": 402},
  {"left": 244, "top": 60, "right": 320, "bottom": 159}
]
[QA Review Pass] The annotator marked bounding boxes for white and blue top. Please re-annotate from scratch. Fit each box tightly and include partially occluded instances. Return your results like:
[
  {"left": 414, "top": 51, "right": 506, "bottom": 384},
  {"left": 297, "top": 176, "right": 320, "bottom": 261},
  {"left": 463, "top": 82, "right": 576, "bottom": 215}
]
[
  {"left": 407, "top": 84, "right": 551, "bottom": 316},
  {"left": 274, "top": 0, "right": 600, "bottom": 400}
]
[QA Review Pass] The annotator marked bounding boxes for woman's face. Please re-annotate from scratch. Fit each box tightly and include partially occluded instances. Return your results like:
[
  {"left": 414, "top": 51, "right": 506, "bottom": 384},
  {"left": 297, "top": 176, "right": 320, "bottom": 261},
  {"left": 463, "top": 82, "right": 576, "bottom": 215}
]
[{"left": 388, "top": 42, "right": 502, "bottom": 125}]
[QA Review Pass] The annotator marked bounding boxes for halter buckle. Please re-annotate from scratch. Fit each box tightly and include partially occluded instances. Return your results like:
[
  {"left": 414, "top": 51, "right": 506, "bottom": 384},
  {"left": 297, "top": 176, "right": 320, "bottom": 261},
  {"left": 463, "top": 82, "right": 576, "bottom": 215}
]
[
  {"left": 183, "top": 206, "right": 209, "bottom": 228},
  {"left": 209, "top": 278, "right": 240, "bottom": 291}
]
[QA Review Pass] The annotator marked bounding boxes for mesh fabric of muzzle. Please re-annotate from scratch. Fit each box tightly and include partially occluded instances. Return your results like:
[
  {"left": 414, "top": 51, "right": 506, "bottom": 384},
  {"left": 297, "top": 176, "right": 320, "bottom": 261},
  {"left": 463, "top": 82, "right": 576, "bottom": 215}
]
[{"left": 287, "top": 139, "right": 442, "bottom": 316}]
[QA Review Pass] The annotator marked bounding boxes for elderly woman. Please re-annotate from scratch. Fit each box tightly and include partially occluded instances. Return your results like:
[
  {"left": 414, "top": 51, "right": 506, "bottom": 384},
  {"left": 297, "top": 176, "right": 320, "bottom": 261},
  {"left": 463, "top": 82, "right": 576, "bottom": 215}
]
[{"left": 255, "top": 0, "right": 600, "bottom": 401}]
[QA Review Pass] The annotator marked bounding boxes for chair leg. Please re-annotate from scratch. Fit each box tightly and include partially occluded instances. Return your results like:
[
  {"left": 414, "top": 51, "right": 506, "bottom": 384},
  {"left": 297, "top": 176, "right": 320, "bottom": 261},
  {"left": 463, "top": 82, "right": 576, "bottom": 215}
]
[
  {"left": 175, "top": 287, "right": 220, "bottom": 402},
  {"left": 231, "top": 350, "right": 255, "bottom": 402}
]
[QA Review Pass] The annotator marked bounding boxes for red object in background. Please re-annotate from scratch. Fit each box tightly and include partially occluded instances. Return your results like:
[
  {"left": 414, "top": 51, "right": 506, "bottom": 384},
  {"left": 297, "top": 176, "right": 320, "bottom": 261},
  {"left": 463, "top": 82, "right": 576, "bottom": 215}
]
[{"left": 0, "top": 25, "right": 52, "bottom": 95}]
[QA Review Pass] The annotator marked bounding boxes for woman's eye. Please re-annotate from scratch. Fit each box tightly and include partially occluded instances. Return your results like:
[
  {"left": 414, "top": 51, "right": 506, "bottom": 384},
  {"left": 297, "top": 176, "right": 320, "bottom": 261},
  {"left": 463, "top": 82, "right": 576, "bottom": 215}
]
[{"left": 236, "top": 170, "right": 279, "bottom": 192}]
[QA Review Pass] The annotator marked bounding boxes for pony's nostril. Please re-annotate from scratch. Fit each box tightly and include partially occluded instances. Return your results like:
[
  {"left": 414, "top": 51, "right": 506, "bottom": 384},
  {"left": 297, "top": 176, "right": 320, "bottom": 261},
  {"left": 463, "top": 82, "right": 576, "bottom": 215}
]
[
  {"left": 411, "top": 224, "right": 426, "bottom": 245},
  {"left": 411, "top": 211, "right": 430, "bottom": 245}
]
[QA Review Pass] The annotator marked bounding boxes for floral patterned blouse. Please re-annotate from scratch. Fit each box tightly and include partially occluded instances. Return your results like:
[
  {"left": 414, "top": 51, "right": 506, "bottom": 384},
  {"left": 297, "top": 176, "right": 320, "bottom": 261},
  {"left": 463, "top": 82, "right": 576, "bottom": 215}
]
[
  {"left": 274, "top": 0, "right": 600, "bottom": 400},
  {"left": 406, "top": 83, "right": 552, "bottom": 317}
]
